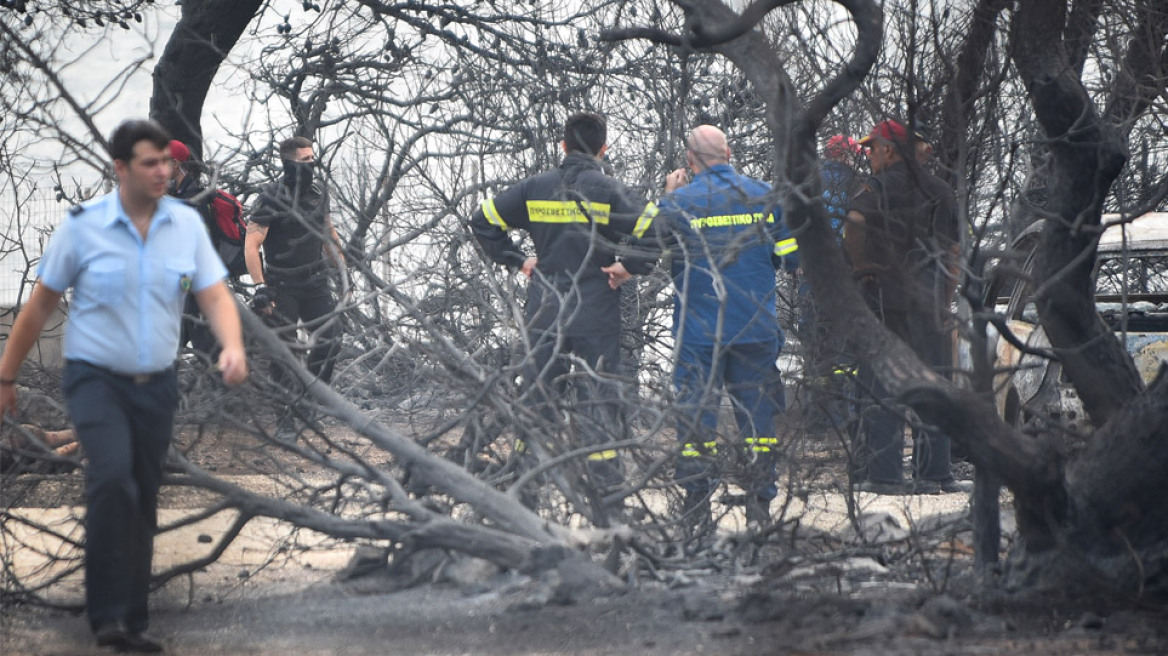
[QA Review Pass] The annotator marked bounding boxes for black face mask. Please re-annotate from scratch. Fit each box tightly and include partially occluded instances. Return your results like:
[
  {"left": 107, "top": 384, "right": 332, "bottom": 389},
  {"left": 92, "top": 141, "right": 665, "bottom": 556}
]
[{"left": 282, "top": 160, "right": 315, "bottom": 191}]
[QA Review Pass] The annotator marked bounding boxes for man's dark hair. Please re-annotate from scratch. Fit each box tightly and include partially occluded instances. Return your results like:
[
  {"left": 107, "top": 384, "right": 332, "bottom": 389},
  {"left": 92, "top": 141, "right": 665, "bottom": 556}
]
[
  {"left": 109, "top": 120, "right": 171, "bottom": 163},
  {"left": 279, "top": 136, "right": 314, "bottom": 160},
  {"left": 563, "top": 112, "right": 606, "bottom": 156}
]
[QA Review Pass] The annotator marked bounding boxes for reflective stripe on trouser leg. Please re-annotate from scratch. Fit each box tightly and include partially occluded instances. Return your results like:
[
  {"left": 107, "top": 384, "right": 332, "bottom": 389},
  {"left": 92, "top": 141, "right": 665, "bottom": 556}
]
[
  {"left": 673, "top": 341, "right": 722, "bottom": 494},
  {"left": 744, "top": 437, "right": 777, "bottom": 454},
  {"left": 676, "top": 440, "right": 718, "bottom": 494}
]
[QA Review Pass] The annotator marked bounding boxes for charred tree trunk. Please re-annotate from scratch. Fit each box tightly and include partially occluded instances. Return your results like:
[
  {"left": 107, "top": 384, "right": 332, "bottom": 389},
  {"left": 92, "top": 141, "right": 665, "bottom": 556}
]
[
  {"left": 991, "top": 0, "right": 1168, "bottom": 595},
  {"left": 149, "top": 0, "right": 263, "bottom": 158},
  {"left": 1011, "top": 0, "right": 1142, "bottom": 426}
]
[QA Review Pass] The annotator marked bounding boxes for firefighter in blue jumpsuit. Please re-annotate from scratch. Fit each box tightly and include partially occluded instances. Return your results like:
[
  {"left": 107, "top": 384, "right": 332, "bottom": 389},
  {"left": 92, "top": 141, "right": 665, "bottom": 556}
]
[{"left": 656, "top": 125, "right": 799, "bottom": 530}]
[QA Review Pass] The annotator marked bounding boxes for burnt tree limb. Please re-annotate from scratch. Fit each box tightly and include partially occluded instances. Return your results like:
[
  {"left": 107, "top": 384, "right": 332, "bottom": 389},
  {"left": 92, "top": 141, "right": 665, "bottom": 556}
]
[
  {"left": 934, "top": 0, "right": 1010, "bottom": 190},
  {"left": 237, "top": 307, "right": 563, "bottom": 547}
]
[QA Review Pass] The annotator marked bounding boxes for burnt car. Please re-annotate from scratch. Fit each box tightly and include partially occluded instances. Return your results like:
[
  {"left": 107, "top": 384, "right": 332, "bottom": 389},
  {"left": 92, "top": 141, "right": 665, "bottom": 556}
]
[{"left": 988, "top": 212, "right": 1168, "bottom": 429}]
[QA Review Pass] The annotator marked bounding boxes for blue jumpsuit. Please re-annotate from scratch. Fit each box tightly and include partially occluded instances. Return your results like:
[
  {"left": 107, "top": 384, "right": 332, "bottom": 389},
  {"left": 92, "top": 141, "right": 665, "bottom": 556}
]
[{"left": 656, "top": 164, "right": 799, "bottom": 501}]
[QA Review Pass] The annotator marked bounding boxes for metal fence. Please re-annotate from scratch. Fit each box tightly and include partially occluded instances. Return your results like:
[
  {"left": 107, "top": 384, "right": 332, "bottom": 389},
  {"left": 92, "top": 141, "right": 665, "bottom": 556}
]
[{"left": 0, "top": 190, "right": 67, "bottom": 307}]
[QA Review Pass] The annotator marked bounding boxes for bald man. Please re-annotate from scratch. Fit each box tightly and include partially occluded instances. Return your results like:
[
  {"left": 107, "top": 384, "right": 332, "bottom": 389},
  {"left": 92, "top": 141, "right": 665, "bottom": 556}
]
[{"left": 656, "top": 125, "right": 800, "bottom": 532}]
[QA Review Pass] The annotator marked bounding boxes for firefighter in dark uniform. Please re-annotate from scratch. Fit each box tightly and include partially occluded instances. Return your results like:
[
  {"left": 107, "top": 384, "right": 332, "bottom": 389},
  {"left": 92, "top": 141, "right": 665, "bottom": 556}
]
[{"left": 469, "top": 112, "right": 658, "bottom": 509}]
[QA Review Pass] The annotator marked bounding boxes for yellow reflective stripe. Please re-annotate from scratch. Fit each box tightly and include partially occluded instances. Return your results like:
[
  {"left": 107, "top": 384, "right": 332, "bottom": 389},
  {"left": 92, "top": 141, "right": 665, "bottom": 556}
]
[
  {"left": 587, "top": 449, "right": 619, "bottom": 461},
  {"left": 681, "top": 441, "right": 719, "bottom": 457},
  {"left": 690, "top": 213, "right": 771, "bottom": 230},
  {"left": 527, "top": 200, "right": 611, "bottom": 225},
  {"left": 746, "top": 437, "right": 778, "bottom": 453},
  {"left": 632, "top": 203, "right": 658, "bottom": 238},
  {"left": 773, "top": 237, "right": 798, "bottom": 257},
  {"left": 832, "top": 366, "right": 857, "bottom": 376},
  {"left": 482, "top": 199, "right": 510, "bottom": 230}
]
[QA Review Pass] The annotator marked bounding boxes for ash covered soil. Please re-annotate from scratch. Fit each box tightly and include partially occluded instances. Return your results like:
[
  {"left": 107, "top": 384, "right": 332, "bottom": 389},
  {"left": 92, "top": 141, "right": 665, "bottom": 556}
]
[
  {"left": 5, "top": 563, "right": 1167, "bottom": 655},
  {"left": 2, "top": 415, "right": 1167, "bottom": 655}
]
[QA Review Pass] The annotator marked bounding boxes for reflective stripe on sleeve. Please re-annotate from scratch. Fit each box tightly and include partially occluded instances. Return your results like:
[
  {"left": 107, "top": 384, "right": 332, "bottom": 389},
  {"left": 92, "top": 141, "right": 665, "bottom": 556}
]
[
  {"left": 482, "top": 199, "right": 510, "bottom": 230},
  {"left": 773, "top": 238, "right": 798, "bottom": 257},
  {"left": 632, "top": 203, "right": 658, "bottom": 238}
]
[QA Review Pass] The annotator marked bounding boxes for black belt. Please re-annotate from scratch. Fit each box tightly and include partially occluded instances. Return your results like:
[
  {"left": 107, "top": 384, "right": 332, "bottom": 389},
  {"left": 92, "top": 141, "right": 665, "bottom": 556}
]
[
  {"left": 69, "top": 360, "right": 174, "bottom": 385},
  {"left": 125, "top": 370, "right": 172, "bottom": 385}
]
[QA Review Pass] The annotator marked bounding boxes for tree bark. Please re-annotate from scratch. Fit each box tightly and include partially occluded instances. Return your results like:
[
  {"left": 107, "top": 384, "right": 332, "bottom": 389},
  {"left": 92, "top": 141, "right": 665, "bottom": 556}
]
[
  {"left": 1011, "top": 0, "right": 1143, "bottom": 428},
  {"left": 1061, "top": 367, "right": 1168, "bottom": 596},
  {"left": 237, "top": 307, "right": 563, "bottom": 546},
  {"left": 934, "top": 0, "right": 1010, "bottom": 190},
  {"left": 149, "top": 0, "right": 263, "bottom": 158}
]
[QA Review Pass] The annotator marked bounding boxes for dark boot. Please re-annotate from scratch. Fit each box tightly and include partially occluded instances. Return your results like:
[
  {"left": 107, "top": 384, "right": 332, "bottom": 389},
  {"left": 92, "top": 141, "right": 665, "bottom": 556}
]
[
  {"left": 680, "top": 487, "right": 714, "bottom": 537},
  {"left": 745, "top": 495, "right": 772, "bottom": 527}
]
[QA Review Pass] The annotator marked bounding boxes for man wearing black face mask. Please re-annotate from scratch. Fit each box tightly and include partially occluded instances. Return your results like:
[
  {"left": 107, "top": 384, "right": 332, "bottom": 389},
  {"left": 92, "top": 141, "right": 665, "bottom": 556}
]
[{"left": 246, "top": 137, "right": 345, "bottom": 438}]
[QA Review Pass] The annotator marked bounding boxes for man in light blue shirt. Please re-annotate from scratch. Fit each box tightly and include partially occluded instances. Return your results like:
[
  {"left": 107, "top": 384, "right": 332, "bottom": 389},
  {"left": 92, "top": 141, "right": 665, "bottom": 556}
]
[{"left": 0, "top": 119, "right": 247, "bottom": 652}]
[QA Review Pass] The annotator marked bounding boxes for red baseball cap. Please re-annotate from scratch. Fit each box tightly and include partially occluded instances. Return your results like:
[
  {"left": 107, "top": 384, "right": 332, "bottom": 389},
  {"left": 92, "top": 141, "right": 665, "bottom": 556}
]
[
  {"left": 858, "top": 120, "right": 908, "bottom": 145},
  {"left": 168, "top": 140, "right": 191, "bottom": 163}
]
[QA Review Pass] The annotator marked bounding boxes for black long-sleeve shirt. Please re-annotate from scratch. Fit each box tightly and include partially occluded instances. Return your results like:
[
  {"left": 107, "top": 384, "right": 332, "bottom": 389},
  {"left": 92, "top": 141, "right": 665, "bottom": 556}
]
[{"left": 470, "top": 153, "right": 659, "bottom": 336}]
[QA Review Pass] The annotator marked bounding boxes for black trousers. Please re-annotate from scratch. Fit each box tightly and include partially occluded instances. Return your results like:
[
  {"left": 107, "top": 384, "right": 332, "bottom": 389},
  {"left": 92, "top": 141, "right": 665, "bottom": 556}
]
[
  {"left": 180, "top": 293, "right": 217, "bottom": 357},
  {"left": 855, "top": 295, "right": 953, "bottom": 484},
  {"left": 63, "top": 360, "right": 178, "bottom": 633},
  {"left": 264, "top": 281, "right": 342, "bottom": 385},
  {"left": 520, "top": 330, "right": 625, "bottom": 489}
]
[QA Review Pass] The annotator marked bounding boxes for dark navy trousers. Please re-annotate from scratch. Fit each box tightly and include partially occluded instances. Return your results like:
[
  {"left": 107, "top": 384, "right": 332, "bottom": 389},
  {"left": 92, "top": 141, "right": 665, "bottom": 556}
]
[
  {"left": 855, "top": 305, "right": 953, "bottom": 484},
  {"left": 63, "top": 360, "right": 178, "bottom": 633},
  {"left": 519, "top": 330, "right": 625, "bottom": 489},
  {"left": 673, "top": 338, "right": 786, "bottom": 500}
]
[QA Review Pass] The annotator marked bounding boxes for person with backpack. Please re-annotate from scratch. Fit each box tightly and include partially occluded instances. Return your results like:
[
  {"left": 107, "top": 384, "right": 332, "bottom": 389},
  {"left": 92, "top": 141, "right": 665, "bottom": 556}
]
[{"left": 168, "top": 140, "right": 247, "bottom": 356}]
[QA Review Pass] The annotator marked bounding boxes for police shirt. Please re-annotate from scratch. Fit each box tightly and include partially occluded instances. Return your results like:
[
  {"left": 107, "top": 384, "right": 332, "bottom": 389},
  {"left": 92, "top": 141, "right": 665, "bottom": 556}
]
[{"left": 37, "top": 191, "right": 226, "bottom": 374}]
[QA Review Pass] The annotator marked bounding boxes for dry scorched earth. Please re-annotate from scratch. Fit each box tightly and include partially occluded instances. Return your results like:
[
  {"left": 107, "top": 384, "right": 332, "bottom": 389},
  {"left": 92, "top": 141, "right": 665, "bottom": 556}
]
[{"left": 2, "top": 426, "right": 1167, "bottom": 655}]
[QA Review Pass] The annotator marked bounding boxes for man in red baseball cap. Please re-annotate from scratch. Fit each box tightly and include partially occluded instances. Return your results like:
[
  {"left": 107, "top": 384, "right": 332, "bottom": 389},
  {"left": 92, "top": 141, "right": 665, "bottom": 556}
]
[
  {"left": 857, "top": 119, "right": 908, "bottom": 145},
  {"left": 844, "top": 118, "right": 968, "bottom": 496}
]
